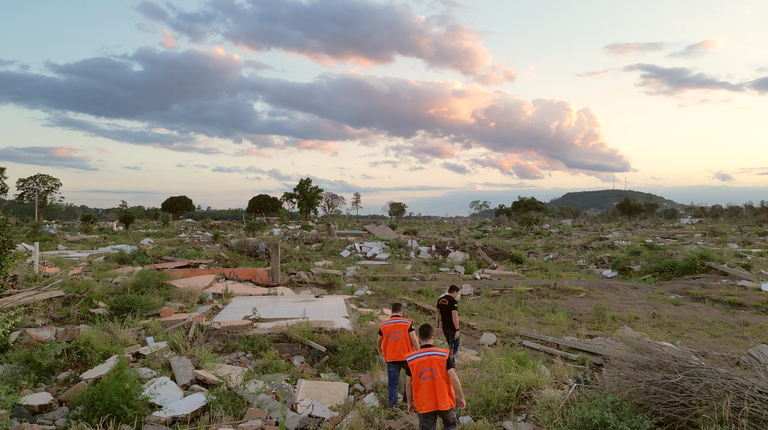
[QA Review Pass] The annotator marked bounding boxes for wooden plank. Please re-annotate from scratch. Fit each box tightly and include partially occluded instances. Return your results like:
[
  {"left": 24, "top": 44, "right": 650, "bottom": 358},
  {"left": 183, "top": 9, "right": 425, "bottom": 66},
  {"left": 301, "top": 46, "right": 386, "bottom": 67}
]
[
  {"left": 0, "top": 289, "right": 65, "bottom": 310},
  {"left": 522, "top": 340, "right": 580, "bottom": 361},
  {"left": 287, "top": 332, "right": 327, "bottom": 352},
  {"left": 518, "top": 330, "right": 614, "bottom": 356},
  {"left": 705, "top": 262, "right": 757, "bottom": 282}
]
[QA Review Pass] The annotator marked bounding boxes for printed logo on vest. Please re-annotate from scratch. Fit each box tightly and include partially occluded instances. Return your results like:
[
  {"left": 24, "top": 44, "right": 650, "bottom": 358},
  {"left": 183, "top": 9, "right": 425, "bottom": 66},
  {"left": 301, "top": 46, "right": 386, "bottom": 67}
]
[
  {"left": 387, "top": 331, "right": 403, "bottom": 340},
  {"left": 418, "top": 368, "right": 437, "bottom": 381}
]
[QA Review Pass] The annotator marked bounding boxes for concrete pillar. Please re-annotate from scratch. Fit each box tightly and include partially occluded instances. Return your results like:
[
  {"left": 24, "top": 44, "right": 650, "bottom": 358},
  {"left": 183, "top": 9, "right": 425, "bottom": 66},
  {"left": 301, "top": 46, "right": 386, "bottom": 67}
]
[
  {"left": 269, "top": 242, "right": 280, "bottom": 283},
  {"left": 33, "top": 241, "right": 39, "bottom": 274}
]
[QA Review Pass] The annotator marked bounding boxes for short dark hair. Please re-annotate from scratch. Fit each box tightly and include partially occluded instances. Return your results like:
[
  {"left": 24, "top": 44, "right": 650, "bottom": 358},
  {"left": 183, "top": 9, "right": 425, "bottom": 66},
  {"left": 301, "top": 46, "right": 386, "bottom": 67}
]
[
  {"left": 448, "top": 285, "right": 460, "bottom": 294},
  {"left": 391, "top": 303, "right": 404, "bottom": 314},
  {"left": 418, "top": 324, "right": 435, "bottom": 342}
]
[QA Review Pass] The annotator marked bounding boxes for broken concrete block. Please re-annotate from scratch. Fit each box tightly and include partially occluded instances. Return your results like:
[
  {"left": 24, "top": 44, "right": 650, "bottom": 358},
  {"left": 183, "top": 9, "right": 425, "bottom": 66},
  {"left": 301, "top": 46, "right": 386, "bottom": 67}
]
[
  {"left": 188, "top": 384, "right": 208, "bottom": 394},
  {"left": 446, "top": 251, "right": 468, "bottom": 263},
  {"left": 159, "top": 307, "right": 174, "bottom": 318},
  {"left": 57, "top": 382, "right": 88, "bottom": 404},
  {"left": 142, "top": 377, "right": 184, "bottom": 407},
  {"left": 479, "top": 333, "right": 497, "bottom": 346},
  {"left": 192, "top": 369, "right": 221, "bottom": 385},
  {"left": 243, "top": 408, "right": 268, "bottom": 420},
  {"left": 169, "top": 356, "right": 195, "bottom": 388},
  {"left": 295, "top": 379, "right": 349, "bottom": 408},
  {"left": 21, "top": 392, "right": 57, "bottom": 414},
  {"left": 137, "top": 368, "right": 157, "bottom": 379},
  {"left": 217, "top": 320, "right": 254, "bottom": 332},
  {"left": 166, "top": 275, "right": 217, "bottom": 290},
  {"left": 150, "top": 393, "right": 207, "bottom": 423},
  {"left": 362, "top": 392, "right": 380, "bottom": 408},
  {"left": 137, "top": 342, "right": 170, "bottom": 357},
  {"left": 295, "top": 398, "right": 337, "bottom": 419},
  {"left": 460, "top": 284, "right": 473, "bottom": 296},
  {"left": 80, "top": 355, "right": 119, "bottom": 380},
  {"left": 207, "top": 363, "right": 248, "bottom": 388}
]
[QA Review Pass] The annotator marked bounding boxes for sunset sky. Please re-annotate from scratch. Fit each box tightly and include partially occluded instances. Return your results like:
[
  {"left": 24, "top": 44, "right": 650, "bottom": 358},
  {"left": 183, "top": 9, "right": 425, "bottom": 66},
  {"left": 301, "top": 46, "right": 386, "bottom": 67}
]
[{"left": 1, "top": 0, "right": 766, "bottom": 215}]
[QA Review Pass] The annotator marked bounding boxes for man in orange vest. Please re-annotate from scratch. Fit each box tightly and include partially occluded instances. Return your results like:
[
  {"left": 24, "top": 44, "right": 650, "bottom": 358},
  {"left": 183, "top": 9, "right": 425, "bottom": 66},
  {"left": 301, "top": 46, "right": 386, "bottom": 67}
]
[
  {"left": 378, "top": 302, "right": 420, "bottom": 407},
  {"left": 405, "top": 324, "right": 466, "bottom": 430}
]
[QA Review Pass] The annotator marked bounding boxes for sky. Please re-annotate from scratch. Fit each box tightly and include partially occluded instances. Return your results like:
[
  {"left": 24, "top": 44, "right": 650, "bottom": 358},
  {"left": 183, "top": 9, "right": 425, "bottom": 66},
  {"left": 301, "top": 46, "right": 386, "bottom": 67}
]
[{"left": 1, "top": 0, "right": 767, "bottom": 216}]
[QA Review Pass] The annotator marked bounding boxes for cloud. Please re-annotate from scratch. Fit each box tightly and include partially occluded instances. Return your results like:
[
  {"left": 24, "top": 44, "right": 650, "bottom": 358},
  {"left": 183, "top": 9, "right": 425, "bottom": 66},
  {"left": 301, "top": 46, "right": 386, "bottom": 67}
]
[
  {"left": 369, "top": 160, "right": 400, "bottom": 168},
  {"left": 622, "top": 63, "right": 745, "bottom": 95},
  {"left": 0, "top": 58, "right": 15, "bottom": 67},
  {"left": 668, "top": 39, "right": 722, "bottom": 58},
  {"left": 0, "top": 46, "right": 631, "bottom": 178},
  {"left": 604, "top": 42, "right": 666, "bottom": 57},
  {"left": 712, "top": 171, "right": 735, "bottom": 182},
  {"left": 749, "top": 77, "right": 768, "bottom": 94},
  {"left": 243, "top": 60, "right": 275, "bottom": 71},
  {"left": 442, "top": 161, "right": 471, "bottom": 174},
  {"left": 474, "top": 64, "right": 517, "bottom": 86},
  {"left": 123, "top": 165, "right": 143, "bottom": 171},
  {"left": 0, "top": 146, "right": 99, "bottom": 171},
  {"left": 161, "top": 30, "right": 179, "bottom": 49},
  {"left": 576, "top": 68, "right": 613, "bottom": 78},
  {"left": 471, "top": 155, "right": 545, "bottom": 179},
  {"left": 136, "top": 0, "right": 493, "bottom": 76}
]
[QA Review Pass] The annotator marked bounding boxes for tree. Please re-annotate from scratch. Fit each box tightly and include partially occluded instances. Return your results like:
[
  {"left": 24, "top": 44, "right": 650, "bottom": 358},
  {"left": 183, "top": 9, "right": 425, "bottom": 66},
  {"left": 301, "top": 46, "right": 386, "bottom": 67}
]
[
  {"left": 510, "top": 196, "right": 547, "bottom": 217},
  {"left": 351, "top": 192, "right": 363, "bottom": 217},
  {"left": 281, "top": 178, "right": 324, "bottom": 221},
  {"left": 15, "top": 173, "right": 63, "bottom": 221},
  {"left": 246, "top": 194, "right": 282, "bottom": 218},
  {"left": 118, "top": 200, "right": 137, "bottom": 230},
  {"left": 0, "top": 215, "right": 13, "bottom": 281},
  {"left": 320, "top": 192, "right": 346, "bottom": 216},
  {"left": 0, "top": 167, "right": 8, "bottom": 199},
  {"left": 386, "top": 201, "right": 408, "bottom": 220},
  {"left": 80, "top": 212, "right": 98, "bottom": 233},
  {"left": 468, "top": 200, "right": 491, "bottom": 219},
  {"left": 616, "top": 198, "right": 644, "bottom": 218},
  {"left": 161, "top": 195, "right": 195, "bottom": 219}
]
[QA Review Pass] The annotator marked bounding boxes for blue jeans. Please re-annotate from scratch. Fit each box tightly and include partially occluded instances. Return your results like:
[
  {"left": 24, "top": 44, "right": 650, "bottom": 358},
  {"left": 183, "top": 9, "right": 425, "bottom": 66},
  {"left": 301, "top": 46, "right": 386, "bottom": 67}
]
[
  {"left": 443, "top": 329, "right": 460, "bottom": 356},
  {"left": 386, "top": 361, "right": 409, "bottom": 406},
  {"left": 418, "top": 409, "right": 457, "bottom": 430}
]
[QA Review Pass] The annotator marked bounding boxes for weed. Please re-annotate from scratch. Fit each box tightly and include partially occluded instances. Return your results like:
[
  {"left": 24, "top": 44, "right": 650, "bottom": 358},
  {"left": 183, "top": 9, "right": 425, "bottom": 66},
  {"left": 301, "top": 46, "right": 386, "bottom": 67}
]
[
  {"left": 69, "top": 327, "right": 123, "bottom": 368},
  {"left": 591, "top": 304, "right": 609, "bottom": 325},
  {"left": 725, "top": 297, "right": 743, "bottom": 306},
  {"left": 205, "top": 383, "right": 250, "bottom": 422},
  {"left": 558, "top": 392, "right": 656, "bottom": 430},
  {"left": 328, "top": 326, "right": 378, "bottom": 373},
  {"left": 463, "top": 347, "right": 550, "bottom": 421},
  {"left": 0, "top": 342, "right": 67, "bottom": 385},
  {"left": 669, "top": 297, "right": 684, "bottom": 306},
  {"left": 71, "top": 358, "right": 151, "bottom": 429}
]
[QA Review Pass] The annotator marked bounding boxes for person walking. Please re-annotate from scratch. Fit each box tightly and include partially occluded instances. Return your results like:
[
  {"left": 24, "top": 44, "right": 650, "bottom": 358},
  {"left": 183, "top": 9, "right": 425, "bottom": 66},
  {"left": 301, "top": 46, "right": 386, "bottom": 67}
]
[
  {"left": 378, "top": 302, "right": 420, "bottom": 407},
  {"left": 405, "top": 324, "right": 466, "bottom": 430},
  {"left": 436, "top": 285, "right": 461, "bottom": 357}
]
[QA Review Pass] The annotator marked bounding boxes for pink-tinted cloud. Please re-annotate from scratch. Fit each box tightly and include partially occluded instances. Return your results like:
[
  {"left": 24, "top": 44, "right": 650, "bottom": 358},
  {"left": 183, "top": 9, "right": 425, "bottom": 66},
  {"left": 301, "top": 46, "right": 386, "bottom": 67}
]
[
  {"left": 161, "top": 30, "right": 179, "bottom": 49},
  {"left": 668, "top": 39, "right": 722, "bottom": 58},
  {"left": 604, "top": 42, "right": 666, "bottom": 57},
  {"left": 471, "top": 154, "right": 545, "bottom": 179},
  {"left": 474, "top": 64, "right": 517, "bottom": 86},
  {"left": 0, "top": 146, "right": 98, "bottom": 170},
  {"left": 236, "top": 147, "right": 273, "bottom": 158},
  {"left": 136, "top": 0, "right": 494, "bottom": 76},
  {"left": 575, "top": 68, "right": 613, "bottom": 78}
]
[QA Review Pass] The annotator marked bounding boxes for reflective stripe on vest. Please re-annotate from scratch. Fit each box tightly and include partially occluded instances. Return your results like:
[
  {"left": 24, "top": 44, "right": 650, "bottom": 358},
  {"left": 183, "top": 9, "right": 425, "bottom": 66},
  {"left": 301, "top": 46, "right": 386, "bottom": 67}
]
[
  {"left": 406, "top": 347, "right": 455, "bottom": 413},
  {"left": 379, "top": 317, "right": 414, "bottom": 362}
]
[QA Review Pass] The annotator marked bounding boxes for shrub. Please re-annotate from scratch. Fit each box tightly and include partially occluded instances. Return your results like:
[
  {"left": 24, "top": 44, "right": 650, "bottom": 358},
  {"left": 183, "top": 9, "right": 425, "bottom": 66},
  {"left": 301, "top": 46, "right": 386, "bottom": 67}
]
[
  {"left": 69, "top": 327, "right": 123, "bottom": 368},
  {"left": 463, "top": 347, "right": 550, "bottom": 421},
  {"left": 559, "top": 393, "right": 656, "bottom": 430},
  {"left": 1, "top": 342, "right": 67, "bottom": 385},
  {"left": 328, "top": 329, "right": 378, "bottom": 373},
  {"left": 72, "top": 358, "right": 151, "bottom": 428}
]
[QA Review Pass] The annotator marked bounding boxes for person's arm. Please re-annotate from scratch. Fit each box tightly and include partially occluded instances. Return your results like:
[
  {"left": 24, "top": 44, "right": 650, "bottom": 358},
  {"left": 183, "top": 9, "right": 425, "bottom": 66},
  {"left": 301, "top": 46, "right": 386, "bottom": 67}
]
[
  {"left": 409, "top": 330, "right": 420, "bottom": 351},
  {"left": 435, "top": 309, "right": 440, "bottom": 329},
  {"left": 377, "top": 333, "right": 384, "bottom": 356},
  {"left": 406, "top": 375, "right": 416, "bottom": 414},
  {"left": 451, "top": 310, "right": 460, "bottom": 339},
  {"left": 447, "top": 368, "right": 466, "bottom": 410}
]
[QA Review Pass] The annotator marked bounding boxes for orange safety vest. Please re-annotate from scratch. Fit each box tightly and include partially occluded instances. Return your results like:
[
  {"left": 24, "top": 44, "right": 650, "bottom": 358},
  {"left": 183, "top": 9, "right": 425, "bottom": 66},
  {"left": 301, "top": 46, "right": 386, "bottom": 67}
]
[
  {"left": 379, "top": 317, "right": 415, "bottom": 362},
  {"left": 405, "top": 347, "right": 455, "bottom": 413}
]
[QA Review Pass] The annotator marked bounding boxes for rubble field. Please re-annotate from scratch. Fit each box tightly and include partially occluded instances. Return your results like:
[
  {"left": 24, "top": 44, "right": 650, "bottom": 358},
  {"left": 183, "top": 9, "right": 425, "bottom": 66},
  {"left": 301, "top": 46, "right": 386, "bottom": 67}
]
[{"left": 2, "top": 217, "right": 768, "bottom": 429}]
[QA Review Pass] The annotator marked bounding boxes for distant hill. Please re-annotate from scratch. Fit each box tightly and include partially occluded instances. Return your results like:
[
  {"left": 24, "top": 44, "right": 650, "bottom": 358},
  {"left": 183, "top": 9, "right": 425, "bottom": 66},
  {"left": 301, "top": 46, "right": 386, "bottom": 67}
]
[{"left": 547, "top": 189, "right": 683, "bottom": 213}]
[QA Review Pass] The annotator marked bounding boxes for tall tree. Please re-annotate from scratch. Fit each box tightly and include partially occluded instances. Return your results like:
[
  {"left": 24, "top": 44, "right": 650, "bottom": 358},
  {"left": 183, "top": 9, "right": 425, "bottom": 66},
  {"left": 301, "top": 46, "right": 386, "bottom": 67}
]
[
  {"left": 320, "top": 192, "right": 346, "bottom": 216},
  {"left": 281, "top": 178, "right": 324, "bottom": 221},
  {"left": 351, "top": 192, "right": 363, "bottom": 217},
  {"left": 161, "top": 195, "right": 195, "bottom": 219},
  {"left": 15, "top": 173, "right": 63, "bottom": 221},
  {"left": 118, "top": 200, "right": 137, "bottom": 230},
  {"left": 0, "top": 167, "right": 8, "bottom": 199},
  {"left": 246, "top": 194, "right": 282, "bottom": 218},
  {"left": 468, "top": 200, "right": 491, "bottom": 219},
  {"left": 386, "top": 201, "right": 408, "bottom": 220}
]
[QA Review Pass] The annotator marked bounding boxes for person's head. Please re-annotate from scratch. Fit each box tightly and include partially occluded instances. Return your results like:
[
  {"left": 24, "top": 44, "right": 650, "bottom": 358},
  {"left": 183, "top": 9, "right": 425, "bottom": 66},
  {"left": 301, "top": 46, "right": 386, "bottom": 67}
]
[
  {"left": 448, "top": 285, "right": 460, "bottom": 297},
  {"left": 418, "top": 324, "right": 435, "bottom": 343},
  {"left": 391, "top": 302, "right": 404, "bottom": 315}
]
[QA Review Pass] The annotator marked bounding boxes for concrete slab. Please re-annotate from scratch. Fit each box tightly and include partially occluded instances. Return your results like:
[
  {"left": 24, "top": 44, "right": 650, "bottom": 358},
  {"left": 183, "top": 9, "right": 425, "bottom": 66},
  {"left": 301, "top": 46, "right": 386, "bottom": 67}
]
[
  {"left": 169, "top": 356, "right": 195, "bottom": 388},
  {"left": 206, "top": 363, "right": 248, "bottom": 387},
  {"left": 143, "top": 377, "right": 184, "bottom": 406},
  {"left": 213, "top": 296, "right": 351, "bottom": 330},
  {"left": 150, "top": 393, "right": 207, "bottom": 421},
  {"left": 206, "top": 282, "right": 269, "bottom": 296},
  {"left": 164, "top": 268, "right": 269, "bottom": 282},
  {"left": 166, "top": 275, "right": 217, "bottom": 290},
  {"left": 80, "top": 355, "right": 119, "bottom": 380},
  {"left": 295, "top": 379, "right": 349, "bottom": 408}
]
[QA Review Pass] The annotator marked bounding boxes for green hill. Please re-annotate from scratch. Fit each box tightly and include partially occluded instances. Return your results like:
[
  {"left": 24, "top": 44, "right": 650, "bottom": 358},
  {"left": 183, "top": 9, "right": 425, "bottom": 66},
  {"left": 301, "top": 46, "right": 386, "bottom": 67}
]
[{"left": 547, "top": 189, "right": 683, "bottom": 213}]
